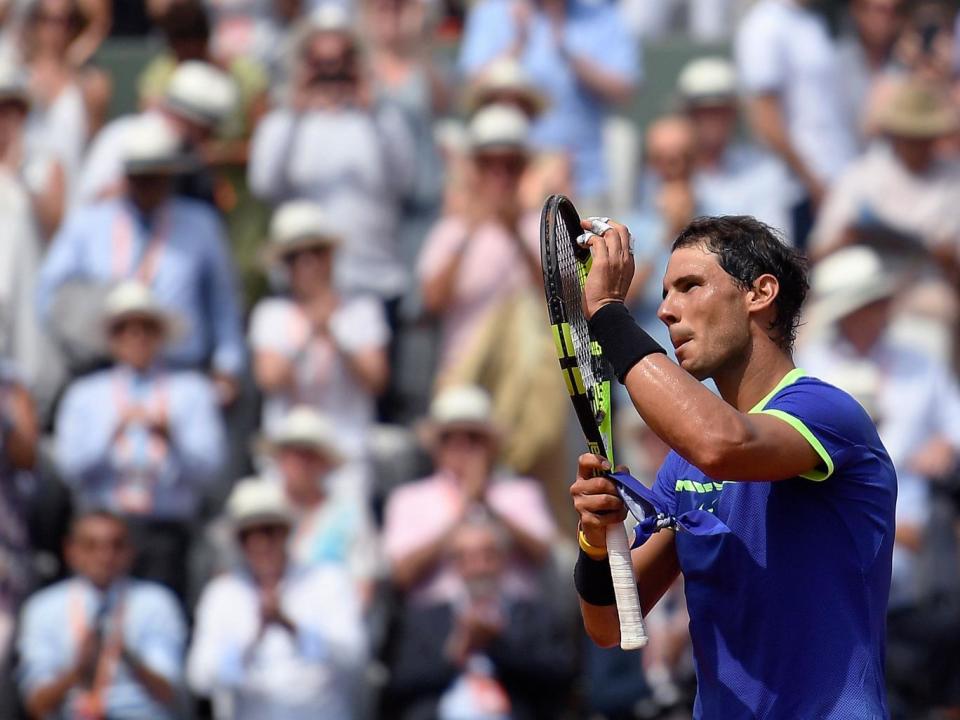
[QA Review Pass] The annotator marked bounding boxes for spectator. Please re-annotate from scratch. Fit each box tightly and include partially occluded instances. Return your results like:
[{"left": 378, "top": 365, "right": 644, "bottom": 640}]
[
  {"left": 809, "top": 79, "right": 960, "bottom": 264},
  {"left": 419, "top": 104, "right": 541, "bottom": 379},
  {"left": 204, "top": 0, "right": 305, "bottom": 76},
  {"left": 384, "top": 515, "right": 576, "bottom": 720},
  {"left": 676, "top": 56, "right": 792, "bottom": 235},
  {"left": 248, "top": 5, "right": 416, "bottom": 314},
  {"left": 735, "top": 0, "right": 857, "bottom": 246},
  {"left": 77, "top": 59, "right": 237, "bottom": 206},
  {"left": 39, "top": 113, "right": 246, "bottom": 401},
  {"left": 383, "top": 385, "right": 556, "bottom": 603},
  {"left": 187, "top": 477, "right": 367, "bottom": 720},
  {"left": 17, "top": 510, "right": 186, "bottom": 720},
  {"left": 250, "top": 201, "right": 389, "bottom": 455},
  {"left": 54, "top": 282, "right": 226, "bottom": 598},
  {"left": 621, "top": 0, "right": 742, "bottom": 41},
  {"left": 459, "top": 0, "right": 639, "bottom": 204}
]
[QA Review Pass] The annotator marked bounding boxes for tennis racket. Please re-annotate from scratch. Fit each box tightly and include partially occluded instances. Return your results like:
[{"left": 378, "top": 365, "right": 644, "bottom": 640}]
[{"left": 540, "top": 194, "right": 647, "bottom": 651}]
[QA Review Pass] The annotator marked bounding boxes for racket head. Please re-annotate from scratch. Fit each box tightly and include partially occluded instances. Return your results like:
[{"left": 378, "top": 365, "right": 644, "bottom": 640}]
[{"left": 540, "top": 194, "right": 615, "bottom": 464}]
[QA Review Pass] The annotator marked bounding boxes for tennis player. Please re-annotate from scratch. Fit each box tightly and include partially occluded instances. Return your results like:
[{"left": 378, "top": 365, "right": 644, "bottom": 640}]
[{"left": 572, "top": 215, "right": 896, "bottom": 719}]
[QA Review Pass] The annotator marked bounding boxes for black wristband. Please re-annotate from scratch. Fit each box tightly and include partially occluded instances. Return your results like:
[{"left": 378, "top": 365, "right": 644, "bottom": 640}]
[
  {"left": 588, "top": 302, "right": 666, "bottom": 383},
  {"left": 574, "top": 549, "right": 616, "bottom": 606}
]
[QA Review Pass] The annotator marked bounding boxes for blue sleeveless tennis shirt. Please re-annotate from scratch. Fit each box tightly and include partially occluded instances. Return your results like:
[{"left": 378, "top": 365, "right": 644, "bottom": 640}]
[{"left": 650, "top": 369, "right": 897, "bottom": 719}]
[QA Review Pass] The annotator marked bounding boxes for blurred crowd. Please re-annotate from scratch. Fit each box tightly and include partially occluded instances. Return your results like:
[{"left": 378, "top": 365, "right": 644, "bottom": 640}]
[{"left": 0, "top": 0, "right": 959, "bottom": 718}]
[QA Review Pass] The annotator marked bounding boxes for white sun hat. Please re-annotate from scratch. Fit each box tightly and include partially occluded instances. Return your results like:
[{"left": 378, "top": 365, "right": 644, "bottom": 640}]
[
  {"left": 164, "top": 60, "right": 238, "bottom": 128},
  {"left": 465, "top": 57, "right": 549, "bottom": 117},
  {"left": 430, "top": 385, "right": 498, "bottom": 432},
  {"left": 677, "top": 56, "right": 737, "bottom": 107},
  {"left": 264, "top": 201, "right": 342, "bottom": 265},
  {"left": 808, "top": 246, "right": 899, "bottom": 327},
  {"left": 265, "top": 405, "right": 343, "bottom": 465},
  {"left": 226, "top": 477, "right": 294, "bottom": 532},
  {"left": 467, "top": 103, "right": 530, "bottom": 154},
  {"left": 121, "top": 114, "right": 196, "bottom": 175},
  {"left": 101, "top": 280, "right": 184, "bottom": 342}
]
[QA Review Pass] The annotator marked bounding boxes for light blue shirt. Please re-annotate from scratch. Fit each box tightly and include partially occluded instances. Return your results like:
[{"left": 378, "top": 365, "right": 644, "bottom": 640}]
[
  {"left": 37, "top": 196, "right": 246, "bottom": 375},
  {"left": 55, "top": 365, "right": 226, "bottom": 519},
  {"left": 459, "top": 0, "right": 640, "bottom": 199},
  {"left": 18, "top": 577, "right": 186, "bottom": 720}
]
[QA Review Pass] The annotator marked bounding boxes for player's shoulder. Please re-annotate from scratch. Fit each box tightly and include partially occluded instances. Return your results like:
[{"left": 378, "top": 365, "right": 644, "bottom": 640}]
[{"left": 766, "top": 373, "right": 877, "bottom": 440}]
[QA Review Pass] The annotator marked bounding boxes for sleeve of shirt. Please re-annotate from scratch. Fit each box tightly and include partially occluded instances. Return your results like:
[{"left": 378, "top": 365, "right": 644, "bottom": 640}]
[
  {"left": 458, "top": 0, "right": 515, "bottom": 76},
  {"left": 570, "top": 7, "right": 640, "bottom": 82},
  {"left": 329, "top": 298, "right": 390, "bottom": 354},
  {"left": 759, "top": 381, "right": 871, "bottom": 482},
  {"left": 54, "top": 378, "right": 118, "bottom": 483},
  {"left": 186, "top": 581, "right": 244, "bottom": 694},
  {"left": 198, "top": 207, "right": 246, "bottom": 375},
  {"left": 36, "top": 211, "right": 88, "bottom": 323},
  {"left": 17, "top": 593, "right": 68, "bottom": 694},
  {"left": 133, "top": 586, "right": 187, "bottom": 684},
  {"left": 296, "top": 568, "right": 367, "bottom": 672},
  {"left": 168, "top": 374, "right": 227, "bottom": 483},
  {"left": 734, "top": 9, "right": 786, "bottom": 94},
  {"left": 249, "top": 299, "right": 300, "bottom": 357},
  {"left": 417, "top": 217, "right": 467, "bottom": 281},
  {"left": 248, "top": 109, "right": 298, "bottom": 202}
]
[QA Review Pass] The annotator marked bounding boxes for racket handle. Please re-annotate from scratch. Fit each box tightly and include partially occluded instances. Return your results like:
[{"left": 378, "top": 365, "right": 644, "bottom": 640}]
[{"left": 606, "top": 521, "right": 648, "bottom": 650}]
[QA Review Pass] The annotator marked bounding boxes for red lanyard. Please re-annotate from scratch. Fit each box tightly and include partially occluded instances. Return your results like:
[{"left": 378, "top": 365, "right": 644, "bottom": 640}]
[
  {"left": 68, "top": 581, "right": 127, "bottom": 720},
  {"left": 111, "top": 373, "right": 170, "bottom": 514},
  {"left": 111, "top": 206, "right": 170, "bottom": 284}
]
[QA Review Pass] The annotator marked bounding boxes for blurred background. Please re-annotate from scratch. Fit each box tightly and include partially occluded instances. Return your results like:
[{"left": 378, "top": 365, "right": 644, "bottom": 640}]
[{"left": 0, "top": 0, "right": 959, "bottom": 718}]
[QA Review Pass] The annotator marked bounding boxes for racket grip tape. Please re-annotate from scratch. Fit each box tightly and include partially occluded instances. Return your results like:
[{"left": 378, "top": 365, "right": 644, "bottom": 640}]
[{"left": 606, "top": 521, "right": 649, "bottom": 650}]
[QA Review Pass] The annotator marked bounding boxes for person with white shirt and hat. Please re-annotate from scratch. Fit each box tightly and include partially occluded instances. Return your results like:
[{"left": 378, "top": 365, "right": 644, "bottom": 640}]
[
  {"left": 54, "top": 281, "right": 226, "bottom": 600},
  {"left": 188, "top": 477, "right": 367, "bottom": 720}
]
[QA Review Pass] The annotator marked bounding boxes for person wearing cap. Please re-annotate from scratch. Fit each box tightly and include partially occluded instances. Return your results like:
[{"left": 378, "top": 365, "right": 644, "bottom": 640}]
[
  {"left": 187, "top": 477, "right": 366, "bottom": 720},
  {"left": 17, "top": 510, "right": 186, "bottom": 720},
  {"left": 38, "top": 112, "right": 247, "bottom": 396},
  {"left": 53, "top": 281, "right": 226, "bottom": 599},
  {"left": 419, "top": 104, "right": 542, "bottom": 377},
  {"left": 810, "top": 78, "right": 960, "bottom": 261},
  {"left": 383, "top": 385, "right": 556, "bottom": 604},
  {"left": 250, "top": 200, "right": 389, "bottom": 459},
  {"left": 458, "top": 0, "right": 639, "bottom": 203},
  {"left": 248, "top": 6, "right": 416, "bottom": 307},
  {"left": 76, "top": 59, "right": 237, "bottom": 206}
]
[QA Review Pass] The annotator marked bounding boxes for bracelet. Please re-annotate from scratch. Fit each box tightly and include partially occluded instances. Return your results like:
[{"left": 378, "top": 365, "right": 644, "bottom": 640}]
[
  {"left": 574, "top": 549, "right": 616, "bottom": 606},
  {"left": 578, "top": 526, "right": 608, "bottom": 560},
  {"left": 588, "top": 302, "right": 666, "bottom": 383}
]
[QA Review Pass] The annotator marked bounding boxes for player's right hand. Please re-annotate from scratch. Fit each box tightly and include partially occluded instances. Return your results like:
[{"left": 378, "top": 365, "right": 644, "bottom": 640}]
[{"left": 571, "top": 453, "right": 628, "bottom": 549}]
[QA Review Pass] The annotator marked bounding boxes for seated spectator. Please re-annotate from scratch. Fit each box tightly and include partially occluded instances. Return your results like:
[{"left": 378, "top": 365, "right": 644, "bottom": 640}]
[
  {"left": 383, "top": 385, "right": 555, "bottom": 603},
  {"left": 458, "top": 0, "right": 639, "bottom": 204},
  {"left": 419, "top": 105, "right": 541, "bottom": 380},
  {"left": 248, "top": 5, "right": 416, "bottom": 311},
  {"left": 77, "top": 59, "right": 237, "bottom": 207},
  {"left": 187, "top": 478, "right": 367, "bottom": 720},
  {"left": 39, "top": 113, "right": 246, "bottom": 401},
  {"left": 17, "top": 510, "right": 186, "bottom": 720},
  {"left": 54, "top": 282, "right": 226, "bottom": 598},
  {"left": 384, "top": 515, "right": 576, "bottom": 720},
  {"left": 810, "top": 79, "right": 960, "bottom": 265}
]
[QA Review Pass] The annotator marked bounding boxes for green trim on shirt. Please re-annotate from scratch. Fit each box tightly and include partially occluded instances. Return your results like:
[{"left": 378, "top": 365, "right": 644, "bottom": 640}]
[{"left": 749, "top": 367, "right": 808, "bottom": 413}]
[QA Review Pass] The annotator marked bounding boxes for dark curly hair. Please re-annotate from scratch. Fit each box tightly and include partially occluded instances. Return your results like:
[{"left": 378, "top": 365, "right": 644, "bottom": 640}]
[{"left": 671, "top": 216, "right": 809, "bottom": 351}]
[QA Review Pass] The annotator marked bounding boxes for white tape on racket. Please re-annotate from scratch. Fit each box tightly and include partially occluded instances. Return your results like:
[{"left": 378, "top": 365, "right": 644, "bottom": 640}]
[
  {"left": 607, "top": 520, "right": 648, "bottom": 650},
  {"left": 580, "top": 217, "right": 635, "bottom": 255}
]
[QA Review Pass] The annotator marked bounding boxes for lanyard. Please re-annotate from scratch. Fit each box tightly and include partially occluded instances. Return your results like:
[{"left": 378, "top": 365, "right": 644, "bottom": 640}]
[
  {"left": 111, "top": 206, "right": 170, "bottom": 284},
  {"left": 68, "top": 581, "right": 126, "bottom": 720},
  {"left": 112, "top": 373, "right": 170, "bottom": 514}
]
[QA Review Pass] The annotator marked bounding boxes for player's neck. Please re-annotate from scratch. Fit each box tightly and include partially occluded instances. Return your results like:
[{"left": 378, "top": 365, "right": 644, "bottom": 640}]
[{"left": 713, "top": 341, "right": 797, "bottom": 413}]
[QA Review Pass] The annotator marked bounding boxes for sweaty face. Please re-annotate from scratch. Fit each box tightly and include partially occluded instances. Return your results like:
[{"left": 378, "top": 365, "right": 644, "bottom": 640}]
[{"left": 657, "top": 245, "right": 753, "bottom": 380}]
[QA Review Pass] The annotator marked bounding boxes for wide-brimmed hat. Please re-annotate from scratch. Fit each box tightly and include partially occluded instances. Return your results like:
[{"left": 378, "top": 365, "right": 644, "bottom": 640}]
[
  {"left": 164, "top": 61, "right": 238, "bottom": 129},
  {"left": 263, "top": 201, "right": 342, "bottom": 266},
  {"left": 677, "top": 56, "right": 737, "bottom": 108},
  {"left": 875, "top": 79, "right": 959, "bottom": 139},
  {"left": 465, "top": 58, "right": 549, "bottom": 118},
  {"left": 467, "top": 103, "right": 530, "bottom": 155},
  {"left": 419, "top": 385, "right": 500, "bottom": 447},
  {"left": 0, "top": 57, "right": 29, "bottom": 109},
  {"left": 261, "top": 406, "right": 343, "bottom": 465},
  {"left": 101, "top": 280, "right": 184, "bottom": 343},
  {"left": 122, "top": 114, "right": 197, "bottom": 176},
  {"left": 807, "top": 246, "right": 899, "bottom": 327},
  {"left": 226, "top": 477, "right": 294, "bottom": 532}
]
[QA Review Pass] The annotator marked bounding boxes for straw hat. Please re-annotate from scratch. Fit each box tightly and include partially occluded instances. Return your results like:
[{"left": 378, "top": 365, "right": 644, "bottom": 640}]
[
  {"left": 0, "top": 57, "right": 29, "bottom": 109},
  {"left": 226, "top": 477, "right": 294, "bottom": 532},
  {"left": 875, "top": 80, "right": 959, "bottom": 139},
  {"left": 465, "top": 57, "right": 548, "bottom": 118},
  {"left": 263, "top": 406, "right": 343, "bottom": 465},
  {"left": 263, "top": 201, "right": 342, "bottom": 265},
  {"left": 807, "top": 246, "right": 899, "bottom": 327},
  {"left": 164, "top": 61, "right": 238, "bottom": 129},
  {"left": 420, "top": 385, "right": 500, "bottom": 447},
  {"left": 121, "top": 114, "right": 196, "bottom": 176},
  {"left": 677, "top": 56, "right": 737, "bottom": 107},
  {"left": 307, "top": 3, "right": 355, "bottom": 35},
  {"left": 467, "top": 104, "right": 530, "bottom": 154},
  {"left": 101, "top": 281, "right": 184, "bottom": 342}
]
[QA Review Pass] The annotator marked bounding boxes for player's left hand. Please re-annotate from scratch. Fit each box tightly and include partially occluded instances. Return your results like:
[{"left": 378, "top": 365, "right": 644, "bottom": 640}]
[
  {"left": 571, "top": 453, "right": 628, "bottom": 548},
  {"left": 580, "top": 217, "right": 635, "bottom": 319}
]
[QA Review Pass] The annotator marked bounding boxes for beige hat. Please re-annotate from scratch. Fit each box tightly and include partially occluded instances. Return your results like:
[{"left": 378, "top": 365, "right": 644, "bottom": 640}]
[
  {"left": 0, "top": 57, "right": 29, "bottom": 108},
  {"left": 265, "top": 406, "right": 343, "bottom": 465},
  {"left": 307, "top": 3, "right": 355, "bottom": 34},
  {"left": 164, "top": 61, "right": 238, "bottom": 128},
  {"left": 875, "top": 80, "right": 959, "bottom": 139},
  {"left": 102, "top": 280, "right": 184, "bottom": 341},
  {"left": 467, "top": 103, "right": 530, "bottom": 154},
  {"left": 122, "top": 114, "right": 196, "bottom": 175},
  {"left": 808, "top": 246, "right": 899, "bottom": 327},
  {"left": 425, "top": 384, "right": 499, "bottom": 438},
  {"left": 465, "top": 57, "right": 548, "bottom": 118},
  {"left": 677, "top": 56, "right": 737, "bottom": 107},
  {"left": 227, "top": 477, "right": 294, "bottom": 531},
  {"left": 264, "top": 201, "right": 342, "bottom": 265}
]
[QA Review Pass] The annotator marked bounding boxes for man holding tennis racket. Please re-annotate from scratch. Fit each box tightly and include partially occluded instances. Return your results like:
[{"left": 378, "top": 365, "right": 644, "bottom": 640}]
[{"left": 571, "top": 215, "right": 896, "bottom": 719}]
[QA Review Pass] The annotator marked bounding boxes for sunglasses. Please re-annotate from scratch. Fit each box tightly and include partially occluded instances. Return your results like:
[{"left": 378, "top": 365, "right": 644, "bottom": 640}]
[
  {"left": 474, "top": 154, "right": 528, "bottom": 175},
  {"left": 239, "top": 523, "right": 289, "bottom": 542},
  {"left": 108, "top": 318, "right": 163, "bottom": 337},
  {"left": 439, "top": 429, "right": 491, "bottom": 445}
]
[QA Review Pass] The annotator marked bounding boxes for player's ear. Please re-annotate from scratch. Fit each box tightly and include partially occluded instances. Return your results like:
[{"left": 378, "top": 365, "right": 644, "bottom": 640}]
[{"left": 747, "top": 274, "right": 779, "bottom": 314}]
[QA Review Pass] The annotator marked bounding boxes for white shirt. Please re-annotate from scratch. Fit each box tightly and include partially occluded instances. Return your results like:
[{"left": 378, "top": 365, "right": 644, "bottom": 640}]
[
  {"left": 249, "top": 295, "right": 389, "bottom": 459},
  {"left": 25, "top": 83, "right": 87, "bottom": 205},
  {"left": 735, "top": 0, "right": 856, "bottom": 187},
  {"left": 187, "top": 564, "right": 366, "bottom": 720},
  {"left": 75, "top": 114, "right": 140, "bottom": 205}
]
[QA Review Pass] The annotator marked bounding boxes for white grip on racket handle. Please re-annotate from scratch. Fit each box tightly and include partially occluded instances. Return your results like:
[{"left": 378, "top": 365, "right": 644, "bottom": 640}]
[{"left": 606, "top": 521, "right": 648, "bottom": 650}]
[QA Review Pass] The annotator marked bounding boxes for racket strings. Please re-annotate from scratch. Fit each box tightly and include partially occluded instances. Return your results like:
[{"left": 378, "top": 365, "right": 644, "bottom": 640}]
[{"left": 556, "top": 217, "right": 600, "bottom": 396}]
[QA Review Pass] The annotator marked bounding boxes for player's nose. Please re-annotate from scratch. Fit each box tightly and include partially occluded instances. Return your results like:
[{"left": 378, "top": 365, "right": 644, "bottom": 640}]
[{"left": 657, "top": 294, "right": 679, "bottom": 326}]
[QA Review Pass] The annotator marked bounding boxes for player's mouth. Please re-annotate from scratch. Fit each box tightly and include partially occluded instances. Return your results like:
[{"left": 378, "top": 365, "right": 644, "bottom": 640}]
[{"left": 671, "top": 335, "right": 692, "bottom": 352}]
